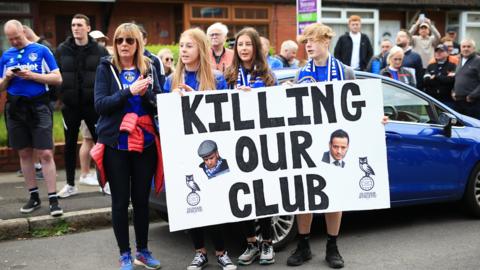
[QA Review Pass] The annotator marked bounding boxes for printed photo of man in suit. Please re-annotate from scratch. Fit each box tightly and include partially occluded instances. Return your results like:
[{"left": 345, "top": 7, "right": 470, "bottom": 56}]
[
  {"left": 197, "top": 140, "right": 230, "bottom": 179},
  {"left": 322, "top": 129, "right": 350, "bottom": 168}
]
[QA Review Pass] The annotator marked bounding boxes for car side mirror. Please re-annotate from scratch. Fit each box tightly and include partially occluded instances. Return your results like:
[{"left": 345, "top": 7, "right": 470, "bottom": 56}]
[{"left": 438, "top": 112, "right": 457, "bottom": 137}]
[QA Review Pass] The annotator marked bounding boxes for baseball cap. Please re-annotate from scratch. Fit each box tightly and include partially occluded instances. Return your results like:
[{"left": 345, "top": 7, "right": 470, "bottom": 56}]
[
  {"left": 198, "top": 140, "right": 218, "bottom": 158},
  {"left": 446, "top": 27, "right": 457, "bottom": 33},
  {"left": 89, "top": 30, "right": 109, "bottom": 40},
  {"left": 435, "top": 44, "right": 448, "bottom": 52},
  {"left": 419, "top": 22, "right": 430, "bottom": 29}
]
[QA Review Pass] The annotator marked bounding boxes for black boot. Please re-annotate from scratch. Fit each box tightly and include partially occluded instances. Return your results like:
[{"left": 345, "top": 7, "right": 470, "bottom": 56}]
[
  {"left": 286, "top": 237, "right": 312, "bottom": 266},
  {"left": 325, "top": 243, "right": 344, "bottom": 269}
]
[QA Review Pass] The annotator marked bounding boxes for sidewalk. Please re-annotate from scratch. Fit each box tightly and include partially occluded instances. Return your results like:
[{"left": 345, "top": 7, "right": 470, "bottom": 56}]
[{"left": 0, "top": 169, "right": 113, "bottom": 240}]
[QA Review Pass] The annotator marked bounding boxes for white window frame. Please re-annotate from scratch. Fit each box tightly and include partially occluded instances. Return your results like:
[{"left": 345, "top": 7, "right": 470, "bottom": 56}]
[
  {"left": 320, "top": 7, "right": 379, "bottom": 54},
  {"left": 459, "top": 11, "right": 480, "bottom": 43}
]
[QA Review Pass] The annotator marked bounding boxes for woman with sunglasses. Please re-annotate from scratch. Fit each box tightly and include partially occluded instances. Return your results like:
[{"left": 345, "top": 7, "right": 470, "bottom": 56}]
[
  {"left": 92, "top": 23, "right": 163, "bottom": 270},
  {"left": 157, "top": 48, "right": 175, "bottom": 77},
  {"left": 163, "top": 28, "right": 235, "bottom": 270},
  {"left": 380, "top": 46, "right": 416, "bottom": 88},
  {"left": 223, "top": 27, "right": 277, "bottom": 266}
]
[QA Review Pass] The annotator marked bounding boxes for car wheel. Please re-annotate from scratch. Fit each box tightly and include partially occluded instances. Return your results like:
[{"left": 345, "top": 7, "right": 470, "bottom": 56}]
[
  {"left": 256, "top": 215, "right": 297, "bottom": 250},
  {"left": 464, "top": 163, "right": 480, "bottom": 218}
]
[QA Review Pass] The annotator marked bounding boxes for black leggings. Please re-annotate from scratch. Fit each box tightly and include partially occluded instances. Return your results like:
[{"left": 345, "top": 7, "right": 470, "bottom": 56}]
[
  {"left": 241, "top": 217, "right": 273, "bottom": 241},
  {"left": 104, "top": 144, "right": 157, "bottom": 254},
  {"left": 189, "top": 225, "right": 225, "bottom": 252},
  {"left": 62, "top": 106, "right": 98, "bottom": 185}
]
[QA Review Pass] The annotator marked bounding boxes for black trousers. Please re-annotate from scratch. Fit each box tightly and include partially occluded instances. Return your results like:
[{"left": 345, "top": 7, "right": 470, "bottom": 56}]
[
  {"left": 104, "top": 145, "right": 157, "bottom": 254},
  {"left": 241, "top": 217, "right": 273, "bottom": 241},
  {"left": 189, "top": 225, "right": 225, "bottom": 252},
  {"left": 61, "top": 105, "right": 98, "bottom": 185},
  {"left": 455, "top": 99, "right": 480, "bottom": 120}
]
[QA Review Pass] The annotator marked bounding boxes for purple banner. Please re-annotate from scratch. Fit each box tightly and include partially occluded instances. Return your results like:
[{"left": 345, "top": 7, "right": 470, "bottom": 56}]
[{"left": 298, "top": 0, "right": 317, "bottom": 13}]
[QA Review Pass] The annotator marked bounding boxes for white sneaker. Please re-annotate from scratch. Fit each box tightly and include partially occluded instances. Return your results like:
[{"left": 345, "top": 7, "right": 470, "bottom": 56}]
[
  {"left": 259, "top": 242, "right": 275, "bottom": 265},
  {"left": 79, "top": 173, "right": 99, "bottom": 186},
  {"left": 238, "top": 242, "right": 260, "bottom": 265},
  {"left": 100, "top": 182, "right": 111, "bottom": 195},
  {"left": 58, "top": 184, "right": 78, "bottom": 198}
]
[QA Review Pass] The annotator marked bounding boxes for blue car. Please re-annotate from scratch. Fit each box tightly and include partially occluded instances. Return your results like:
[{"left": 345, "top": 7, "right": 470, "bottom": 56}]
[{"left": 150, "top": 69, "right": 480, "bottom": 248}]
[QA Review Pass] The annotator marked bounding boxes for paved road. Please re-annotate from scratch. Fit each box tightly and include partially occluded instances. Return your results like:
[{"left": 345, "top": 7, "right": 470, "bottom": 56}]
[{"left": 1, "top": 203, "right": 479, "bottom": 270}]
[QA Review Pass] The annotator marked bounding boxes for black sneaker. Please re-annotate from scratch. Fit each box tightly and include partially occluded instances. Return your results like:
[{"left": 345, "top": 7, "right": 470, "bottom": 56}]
[
  {"left": 187, "top": 252, "right": 208, "bottom": 270},
  {"left": 325, "top": 245, "right": 344, "bottom": 269},
  {"left": 20, "top": 197, "right": 41, "bottom": 213},
  {"left": 286, "top": 244, "right": 312, "bottom": 266},
  {"left": 49, "top": 202, "right": 63, "bottom": 217},
  {"left": 216, "top": 252, "right": 236, "bottom": 270}
]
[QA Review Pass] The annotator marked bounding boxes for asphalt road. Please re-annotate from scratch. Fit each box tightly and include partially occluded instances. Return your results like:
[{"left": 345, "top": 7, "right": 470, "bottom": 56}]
[{"left": 0, "top": 203, "right": 479, "bottom": 270}]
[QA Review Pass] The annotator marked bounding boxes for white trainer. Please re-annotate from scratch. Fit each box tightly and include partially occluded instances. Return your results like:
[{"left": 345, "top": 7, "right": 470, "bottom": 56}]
[
  {"left": 100, "top": 182, "right": 111, "bottom": 195},
  {"left": 79, "top": 173, "right": 99, "bottom": 186},
  {"left": 58, "top": 184, "right": 78, "bottom": 198}
]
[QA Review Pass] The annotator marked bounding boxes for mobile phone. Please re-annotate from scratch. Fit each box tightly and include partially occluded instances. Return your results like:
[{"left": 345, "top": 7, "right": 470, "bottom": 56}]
[
  {"left": 419, "top": 14, "right": 425, "bottom": 22},
  {"left": 11, "top": 67, "right": 21, "bottom": 73}
]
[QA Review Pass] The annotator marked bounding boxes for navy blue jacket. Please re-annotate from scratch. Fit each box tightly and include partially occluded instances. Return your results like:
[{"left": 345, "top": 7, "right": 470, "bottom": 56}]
[
  {"left": 94, "top": 57, "right": 161, "bottom": 147},
  {"left": 144, "top": 49, "right": 165, "bottom": 92}
]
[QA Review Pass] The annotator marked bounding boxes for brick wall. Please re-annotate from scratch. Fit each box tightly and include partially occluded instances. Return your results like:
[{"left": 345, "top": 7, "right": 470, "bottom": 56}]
[
  {"left": 0, "top": 143, "right": 81, "bottom": 172},
  {"left": 273, "top": 4, "right": 306, "bottom": 60}
]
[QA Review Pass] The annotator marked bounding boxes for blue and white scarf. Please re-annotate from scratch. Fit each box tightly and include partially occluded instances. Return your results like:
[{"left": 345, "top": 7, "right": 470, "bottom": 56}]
[
  {"left": 297, "top": 53, "right": 345, "bottom": 83},
  {"left": 236, "top": 66, "right": 266, "bottom": 88},
  {"left": 204, "top": 158, "right": 224, "bottom": 178}
]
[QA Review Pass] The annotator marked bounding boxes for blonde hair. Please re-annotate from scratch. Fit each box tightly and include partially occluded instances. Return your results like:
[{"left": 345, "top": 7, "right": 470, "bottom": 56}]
[
  {"left": 297, "top": 23, "right": 335, "bottom": 44},
  {"left": 172, "top": 28, "right": 216, "bottom": 91},
  {"left": 387, "top": 46, "right": 404, "bottom": 66},
  {"left": 112, "top": 23, "right": 150, "bottom": 76},
  {"left": 157, "top": 48, "right": 175, "bottom": 73}
]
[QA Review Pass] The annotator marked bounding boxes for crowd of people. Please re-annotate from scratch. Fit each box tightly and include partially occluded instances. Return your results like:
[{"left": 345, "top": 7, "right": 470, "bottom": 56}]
[{"left": 0, "top": 12, "right": 479, "bottom": 270}]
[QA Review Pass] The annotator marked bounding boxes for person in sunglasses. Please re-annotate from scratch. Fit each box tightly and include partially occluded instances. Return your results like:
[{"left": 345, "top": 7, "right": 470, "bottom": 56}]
[
  {"left": 164, "top": 28, "right": 235, "bottom": 270},
  {"left": 157, "top": 48, "right": 175, "bottom": 77},
  {"left": 55, "top": 14, "right": 109, "bottom": 198},
  {"left": 223, "top": 27, "right": 278, "bottom": 266},
  {"left": 0, "top": 20, "right": 63, "bottom": 217},
  {"left": 92, "top": 23, "right": 163, "bottom": 270}
]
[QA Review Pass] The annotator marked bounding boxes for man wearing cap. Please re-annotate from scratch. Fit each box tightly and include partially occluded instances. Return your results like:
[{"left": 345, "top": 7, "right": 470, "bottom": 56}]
[
  {"left": 409, "top": 16, "right": 441, "bottom": 69},
  {"left": 452, "top": 39, "right": 480, "bottom": 119},
  {"left": 89, "top": 30, "right": 108, "bottom": 47},
  {"left": 446, "top": 27, "right": 460, "bottom": 55},
  {"left": 197, "top": 140, "right": 230, "bottom": 179},
  {"left": 424, "top": 44, "right": 456, "bottom": 108},
  {"left": 55, "top": 14, "right": 109, "bottom": 198}
]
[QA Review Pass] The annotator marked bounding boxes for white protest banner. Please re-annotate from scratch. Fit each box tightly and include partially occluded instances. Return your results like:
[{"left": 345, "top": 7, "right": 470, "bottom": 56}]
[{"left": 157, "top": 79, "right": 389, "bottom": 232}]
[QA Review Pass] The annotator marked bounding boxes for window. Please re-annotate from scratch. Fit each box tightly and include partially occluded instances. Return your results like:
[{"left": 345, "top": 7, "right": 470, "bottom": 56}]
[
  {"left": 0, "top": 2, "right": 30, "bottom": 14},
  {"left": 459, "top": 12, "right": 480, "bottom": 44},
  {"left": 382, "top": 82, "right": 434, "bottom": 123},
  {"left": 187, "top": 4, "right": 271, "bottom": 39},
  {"left": 320, "top": 8, "right": 379, "bottom": 54}
]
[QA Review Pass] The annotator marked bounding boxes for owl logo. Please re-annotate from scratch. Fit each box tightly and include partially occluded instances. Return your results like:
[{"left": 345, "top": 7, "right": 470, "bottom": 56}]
[
  {"left": 359, "top": 157, "right": 375, "bottom": 191},
  {"left": 28, "top": 52, "right": 38, "bottom": 62},
  {"left": 186, "top": 175, "right": 201, "bottom": 206},
  {"left": 123, "top": 71, "right": 136, "bottom": 83}
]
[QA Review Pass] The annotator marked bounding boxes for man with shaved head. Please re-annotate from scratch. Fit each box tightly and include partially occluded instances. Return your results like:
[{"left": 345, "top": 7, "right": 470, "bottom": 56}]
[
  {"left": 452, "top": 38, "right": 480, "bottom": 119},
  {"left": 0, "top": 19, "right": 63, "bottom": 217}
]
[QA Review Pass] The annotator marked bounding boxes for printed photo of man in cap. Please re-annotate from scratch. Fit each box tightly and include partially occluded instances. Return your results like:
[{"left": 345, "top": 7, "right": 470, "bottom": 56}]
[{"left": 197, "top": 140, "right": 230, "bottom": 179}]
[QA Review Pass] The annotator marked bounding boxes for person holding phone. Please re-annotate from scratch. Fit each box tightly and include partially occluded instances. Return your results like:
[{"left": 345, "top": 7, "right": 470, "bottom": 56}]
[
  {"left": 92, "top": 22, "right": 163, "bottom": 270},
  {"left": 0, "top": 20, "right": 63, "bottom": 217}
]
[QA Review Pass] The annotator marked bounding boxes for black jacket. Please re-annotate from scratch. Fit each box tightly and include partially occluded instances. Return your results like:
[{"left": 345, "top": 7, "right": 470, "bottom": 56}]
[
  {"left": 334, "top": 32, "right": 373, "bottom": 71},
  {"left": 454, "top": 54, "right": 480, "bottom": 100},
  {"left": 144, "top": 49, "right": 165, "bottom": 92},
  {"left": 424, "top": 60, "right": 456, "bottom": 103},
  {"left": 55, "top": 36, "right": 109, "bottom": 108},
  {"left": 94, "top": 57, "right": 161, "bottom": 147}
]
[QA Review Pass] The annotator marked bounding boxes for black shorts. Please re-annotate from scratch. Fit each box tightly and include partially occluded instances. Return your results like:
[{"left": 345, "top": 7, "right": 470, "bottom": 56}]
[{"left": 6, "top": 102, "right": 54, "bottom": 150}]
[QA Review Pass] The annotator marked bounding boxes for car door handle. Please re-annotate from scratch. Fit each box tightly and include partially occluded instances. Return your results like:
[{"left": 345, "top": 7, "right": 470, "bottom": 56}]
[{"left": 385, "top": 131, "right": 402, "bottom": 140}]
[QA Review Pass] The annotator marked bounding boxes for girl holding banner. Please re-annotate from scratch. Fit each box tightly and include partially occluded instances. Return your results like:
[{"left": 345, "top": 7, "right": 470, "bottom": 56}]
[
  {"left": 286, "top": 23, "right": 356, "bottom": 269},
  {"left": 224, "top": 27, "right": 278, "bottom": 266},
  {"left": 163, "top": 28, "right": 236, "bottom": 270}
]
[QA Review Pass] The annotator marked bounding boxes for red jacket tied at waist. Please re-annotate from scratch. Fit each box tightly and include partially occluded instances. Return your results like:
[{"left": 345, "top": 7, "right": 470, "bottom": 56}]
[{"left": 90, "top": 113, "right": 164, "bottom": 194}]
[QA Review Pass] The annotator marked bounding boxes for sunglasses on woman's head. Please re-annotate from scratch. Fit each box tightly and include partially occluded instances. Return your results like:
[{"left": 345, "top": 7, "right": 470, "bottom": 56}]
[{"left": 115, "top": 37, "right": 135, "bottom": 45}]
